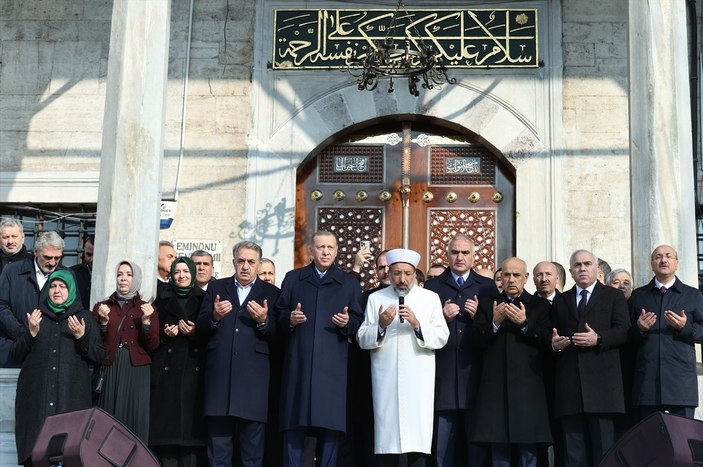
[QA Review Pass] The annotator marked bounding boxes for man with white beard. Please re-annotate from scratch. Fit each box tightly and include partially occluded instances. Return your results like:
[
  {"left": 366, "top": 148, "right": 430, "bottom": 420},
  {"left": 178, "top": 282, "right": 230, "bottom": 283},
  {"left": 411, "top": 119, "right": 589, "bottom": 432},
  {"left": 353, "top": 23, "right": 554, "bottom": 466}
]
[{"left": 357, "top": 248, "right": 449, "bottom": 467}]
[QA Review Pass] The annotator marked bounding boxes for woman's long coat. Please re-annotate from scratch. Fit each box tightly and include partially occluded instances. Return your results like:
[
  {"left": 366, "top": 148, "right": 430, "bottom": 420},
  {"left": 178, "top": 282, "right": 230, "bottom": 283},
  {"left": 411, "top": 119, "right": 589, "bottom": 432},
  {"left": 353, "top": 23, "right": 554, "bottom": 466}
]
[
  {"left": 274, "top": 263, "right": 363, "bottom": 432},
  {"left": 12, "top": 299, "right": 104, "bottom": 464},
  {"left": 92, "top": 292, "right": 160, "bottom": 366},
  {"left": 149, "top": 285, "right": 206, "bottom": 446},
  {"left": 471, "top": 291, "right": 553, "bottom": 444}
]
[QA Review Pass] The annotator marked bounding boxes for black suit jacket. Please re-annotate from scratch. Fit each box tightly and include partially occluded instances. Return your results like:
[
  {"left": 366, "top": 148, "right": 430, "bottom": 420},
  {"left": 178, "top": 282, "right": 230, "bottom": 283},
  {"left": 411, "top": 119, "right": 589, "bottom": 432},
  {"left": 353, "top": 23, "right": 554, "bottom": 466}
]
[
  {"left": 424, "top": 268, "right": 496, "bottom": 411},
  {"left": 551, "top": 281, "right": 629, "bottom": 417}
]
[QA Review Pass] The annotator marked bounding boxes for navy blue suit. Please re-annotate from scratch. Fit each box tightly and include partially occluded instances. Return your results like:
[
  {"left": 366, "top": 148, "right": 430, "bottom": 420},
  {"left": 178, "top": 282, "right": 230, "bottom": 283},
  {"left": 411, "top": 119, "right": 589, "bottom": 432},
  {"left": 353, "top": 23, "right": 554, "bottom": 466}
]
[
  {"left": 274, "top": 263, "right": 362, "bottom": 467},
  {"left": 629, "top": 277, "right": 703, "bottom": 414},
  {"left": 424, "top": 269, "right": 495, "bottom": 467},
  {"left": 197, "top": 276, "right": 281, "bottom": 467}
]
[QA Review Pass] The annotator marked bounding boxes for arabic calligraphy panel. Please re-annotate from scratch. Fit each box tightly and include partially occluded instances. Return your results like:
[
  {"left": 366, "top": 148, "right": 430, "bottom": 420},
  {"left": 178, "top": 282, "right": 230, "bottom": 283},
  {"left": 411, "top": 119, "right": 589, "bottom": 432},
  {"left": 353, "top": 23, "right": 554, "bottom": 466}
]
[
  {"left": 431, "top": 146, "right": 495, "bottom": 185},
  {"left": 319, "top": 145, "right": 383, "bottom": 183},
  {"left": 273, "top": 8, "right": 538, "bottom": 69}
]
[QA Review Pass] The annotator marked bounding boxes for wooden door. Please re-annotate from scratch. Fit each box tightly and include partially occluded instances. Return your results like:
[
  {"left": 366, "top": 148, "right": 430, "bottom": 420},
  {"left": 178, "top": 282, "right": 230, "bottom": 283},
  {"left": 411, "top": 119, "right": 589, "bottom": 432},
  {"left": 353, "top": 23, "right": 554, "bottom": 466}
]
[{"left": 295, "top": 123, "right": 514, "bottom": 289}]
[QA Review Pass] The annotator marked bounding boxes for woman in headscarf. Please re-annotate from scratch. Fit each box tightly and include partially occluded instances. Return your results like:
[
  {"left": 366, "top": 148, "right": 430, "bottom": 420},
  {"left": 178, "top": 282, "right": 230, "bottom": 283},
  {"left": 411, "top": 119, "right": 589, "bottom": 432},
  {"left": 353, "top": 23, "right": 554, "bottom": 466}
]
[
  {"left": 93, "top": 260, "right": 159, "bottom": 443},
  {"left": 12, "top": 270, "right": 105, "bottom": 466},
  {"left": 149, "top": 256, "right": 206, "bottom": 467}
]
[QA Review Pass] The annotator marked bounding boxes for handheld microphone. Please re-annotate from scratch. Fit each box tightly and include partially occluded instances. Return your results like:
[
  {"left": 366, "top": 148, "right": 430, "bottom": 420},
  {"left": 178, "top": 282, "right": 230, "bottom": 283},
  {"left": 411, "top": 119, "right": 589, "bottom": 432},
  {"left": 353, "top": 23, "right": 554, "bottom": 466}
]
[{"left": 398, "top": 290, "right": 407, "bottom": 323}]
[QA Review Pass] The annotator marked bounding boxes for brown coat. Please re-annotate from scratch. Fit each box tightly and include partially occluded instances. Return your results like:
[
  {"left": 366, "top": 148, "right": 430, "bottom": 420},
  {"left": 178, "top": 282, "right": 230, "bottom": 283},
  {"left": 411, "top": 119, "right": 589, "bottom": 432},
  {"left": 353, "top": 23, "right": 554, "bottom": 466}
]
[{"left": 93, "top": 292, "right": 160, "bottom": 366}]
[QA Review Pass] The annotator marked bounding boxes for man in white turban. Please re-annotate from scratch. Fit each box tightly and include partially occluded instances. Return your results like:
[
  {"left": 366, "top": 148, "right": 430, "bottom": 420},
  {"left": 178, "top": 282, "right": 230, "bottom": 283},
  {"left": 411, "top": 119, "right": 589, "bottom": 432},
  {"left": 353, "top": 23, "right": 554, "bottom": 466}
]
[{"left": 357, "top": 248, "right": 449, "bottom": 467}]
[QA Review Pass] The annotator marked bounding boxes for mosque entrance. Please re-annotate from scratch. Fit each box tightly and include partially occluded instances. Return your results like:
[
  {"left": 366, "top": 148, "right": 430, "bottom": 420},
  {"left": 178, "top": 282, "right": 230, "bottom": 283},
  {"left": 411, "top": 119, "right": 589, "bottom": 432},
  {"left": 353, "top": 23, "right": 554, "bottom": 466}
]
[{"left": 295, "top": 121, "right": 515, "bottom": 289}]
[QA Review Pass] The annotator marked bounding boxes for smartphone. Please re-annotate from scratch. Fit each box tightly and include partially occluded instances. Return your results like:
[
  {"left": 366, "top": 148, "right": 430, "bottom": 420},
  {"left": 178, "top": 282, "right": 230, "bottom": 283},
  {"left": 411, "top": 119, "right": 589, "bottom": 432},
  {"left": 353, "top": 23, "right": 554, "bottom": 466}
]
[{"left": 359, "top": 240, "right": 371, "bottom": 251}]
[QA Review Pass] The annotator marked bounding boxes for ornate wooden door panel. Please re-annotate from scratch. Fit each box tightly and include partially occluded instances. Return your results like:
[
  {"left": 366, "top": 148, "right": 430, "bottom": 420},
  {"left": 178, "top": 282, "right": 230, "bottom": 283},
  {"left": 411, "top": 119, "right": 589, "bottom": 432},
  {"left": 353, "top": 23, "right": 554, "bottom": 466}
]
[
  {"left": 295, "top": 141, "right": 401, "bottom": 289},
  {"left": 295, "top": 125, "right": 515, "bottom": 289}
]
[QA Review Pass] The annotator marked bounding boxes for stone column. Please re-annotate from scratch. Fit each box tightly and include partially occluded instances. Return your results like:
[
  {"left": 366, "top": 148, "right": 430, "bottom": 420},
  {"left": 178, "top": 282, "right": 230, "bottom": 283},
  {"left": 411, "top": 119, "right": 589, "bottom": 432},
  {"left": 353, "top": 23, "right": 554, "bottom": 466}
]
[
  {"left": 92, "top": 0, "right": 171, "bottom": 304},
  {"left": 629, "top": 1, "right": 697, "bottom": 286}
]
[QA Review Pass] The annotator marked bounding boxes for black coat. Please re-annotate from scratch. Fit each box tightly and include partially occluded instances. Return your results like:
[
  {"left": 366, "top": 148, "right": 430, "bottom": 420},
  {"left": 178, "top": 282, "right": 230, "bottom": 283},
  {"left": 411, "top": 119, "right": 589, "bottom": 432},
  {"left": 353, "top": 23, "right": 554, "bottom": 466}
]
[
  {"left": 12, "top": 296, "right": 104, "bottom": 464},
  {"left": 275, "top": 263, "right": 363, "bottom": 432},
  {"left": 471, "top": 291, "right": 552, "bottom": 444},
  {"left": 551, "top": 282, "right": 630, "bottom": 417},
  {"left": 149, "top": 285, "right": 206, "bottom": 446},
  {"left": 0, "top": 245, "right": 31, "bottom": 275},
  {"left": 197, "top": 277, "right": 281, "bottom": 422},
  {"left": 0, "top": 257, "right": 71, "bottom": 367},
  {"left": 70, "top": 262, "right": 92, "bottom": 310},
  {"left": 628, "top": 277, "right": 703, "bottom": 407},
  {"left": 423, "top": 269, "right": 496, "bottom": 410}
]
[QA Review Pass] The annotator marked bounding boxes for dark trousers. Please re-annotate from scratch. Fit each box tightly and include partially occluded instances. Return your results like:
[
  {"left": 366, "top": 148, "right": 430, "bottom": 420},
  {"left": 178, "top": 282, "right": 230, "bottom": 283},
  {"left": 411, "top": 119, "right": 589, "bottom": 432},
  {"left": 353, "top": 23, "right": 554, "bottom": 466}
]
[
  {"left": 283, "top": 428, "right": 340, "bottom": 467},
  {"left": 151, "top": 445, "right": 205, "bottom": 467},
  {"left": 560, "top": 413, "right": 615, "bottom": 467},
  {"left": 636, "top": 405, "right": 695, "bottom": 420},
  {"left": 434, "top": 409, "right": 487, "bottom": 467},
  {"left": 207, "top": 416, "right": 265, "bottom": 467},
  {"left": 377, "top": 452, "right": 427, "bottom": 467},
  {"left": 491, "top": 443, "right": 537, "bottom": 467}
]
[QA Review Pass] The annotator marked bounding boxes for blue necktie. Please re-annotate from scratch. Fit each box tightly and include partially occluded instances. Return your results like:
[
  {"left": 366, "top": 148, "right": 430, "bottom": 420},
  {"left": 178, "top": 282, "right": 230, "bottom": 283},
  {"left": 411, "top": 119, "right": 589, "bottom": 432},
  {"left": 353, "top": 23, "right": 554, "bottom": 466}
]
[
  {"left": 457, "top": 276, "right": 464, "bottom": 287},
  {"left": 578, "top": 289, "right": 588, "bottom": 315}
]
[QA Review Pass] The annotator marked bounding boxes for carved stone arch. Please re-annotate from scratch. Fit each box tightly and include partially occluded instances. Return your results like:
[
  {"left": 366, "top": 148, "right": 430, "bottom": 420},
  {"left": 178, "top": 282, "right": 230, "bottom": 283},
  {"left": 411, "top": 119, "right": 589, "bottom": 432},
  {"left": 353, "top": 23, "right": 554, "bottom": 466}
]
[
  {"left": 266, "top": 83, "right": 543, "bottom": 168},
  {"left": 250, "top": 83, "right": 549, "bottom": 275}
]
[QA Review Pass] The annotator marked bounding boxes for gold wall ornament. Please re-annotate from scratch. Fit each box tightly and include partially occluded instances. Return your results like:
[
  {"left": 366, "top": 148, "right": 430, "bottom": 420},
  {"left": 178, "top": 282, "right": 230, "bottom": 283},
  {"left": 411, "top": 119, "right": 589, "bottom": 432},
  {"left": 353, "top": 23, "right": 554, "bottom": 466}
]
[
  {"left": 468, "top": 192, "right": 480, "bottom": 203},
  {"left": 492, "top": 192, "right": 504, "bottom": 203},
  {"left": 311, "top": 190, "right": 323, "bottom": 201},
  {"left": 400, "top": 186, "right": 411, "bottom": 196},
  {"left": 379, "top": 190, "right": 392, "bottom": 202},
  {"left": 333, "top": 190, "right": 346, "bottom": 201},
  {"left": 445, "top": 192, "right": 458, "bottom": 203},
  {"left": 356, "top": 190, "right": 368, "bottom": 202},
  {"left": 422, "top": 191, "right": 434, "bottom": 203}
]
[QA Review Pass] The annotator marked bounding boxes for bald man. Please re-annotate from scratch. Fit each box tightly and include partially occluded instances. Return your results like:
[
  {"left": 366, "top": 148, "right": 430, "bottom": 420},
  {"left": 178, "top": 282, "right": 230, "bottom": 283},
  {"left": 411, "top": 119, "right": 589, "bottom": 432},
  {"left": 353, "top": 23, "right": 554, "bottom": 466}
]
[
  {"left": 472, "top": 257, "right": 552, "bottom": 467},
  {"left": 629, "top": 244, "right": 703, "bottom": 420}
]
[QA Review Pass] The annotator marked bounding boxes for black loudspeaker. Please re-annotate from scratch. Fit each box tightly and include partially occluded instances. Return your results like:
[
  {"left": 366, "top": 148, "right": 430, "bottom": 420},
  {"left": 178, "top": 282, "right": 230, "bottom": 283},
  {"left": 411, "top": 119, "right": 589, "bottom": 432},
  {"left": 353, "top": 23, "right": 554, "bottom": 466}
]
[
  {"left": 600, "top": 412, "right": 703, "bottom": 466},
  {"left": 31, "top": 407, "right": 159, "bottom": 467}
]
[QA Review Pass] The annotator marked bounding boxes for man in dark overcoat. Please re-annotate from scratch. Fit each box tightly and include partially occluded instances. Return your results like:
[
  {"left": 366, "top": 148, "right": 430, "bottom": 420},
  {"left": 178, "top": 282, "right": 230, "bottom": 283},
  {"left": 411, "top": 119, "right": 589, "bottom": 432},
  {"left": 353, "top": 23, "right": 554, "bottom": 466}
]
[
  {"left": 471, "top": 257, "right": 552, "bottom": 467},
  {"left": 274, "top": 231, "right": 363, "bottom": 467},
  {"left": 197, "top": 241, "right": 281, "bottom": 467},
  {"left": 423, "top": 234, "right": 495, "bottom": 467},
  {"left": 551, "top": 249, "right": 629, "bottom": 467},
  {"left": 71, "top": 235, "right": 94, "bottom": 310},
  {"left": 629, "top": 244, "right": 703, "bottom": 420},
  {"left": 0, "top": 217, "right": 32, "bottom": 275},
  {"left": 0, "top": 231, "right": 71, "bottom": 368}
]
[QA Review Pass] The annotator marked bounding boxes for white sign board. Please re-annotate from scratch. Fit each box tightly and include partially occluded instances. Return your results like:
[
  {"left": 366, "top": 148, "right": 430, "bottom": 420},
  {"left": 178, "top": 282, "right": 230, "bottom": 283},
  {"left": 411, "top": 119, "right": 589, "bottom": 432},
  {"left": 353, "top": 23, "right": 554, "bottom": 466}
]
[{"left": 173, "top": 239, "right": 223, "bottom": 279}]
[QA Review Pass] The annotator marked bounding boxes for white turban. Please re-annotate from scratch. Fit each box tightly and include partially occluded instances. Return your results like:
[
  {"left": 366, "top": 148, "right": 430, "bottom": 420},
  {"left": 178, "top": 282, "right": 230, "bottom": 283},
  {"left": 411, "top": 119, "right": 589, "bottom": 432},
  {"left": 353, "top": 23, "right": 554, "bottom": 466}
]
[{"left": 385, "top": 248, "right": 421, "bottom": 267}]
